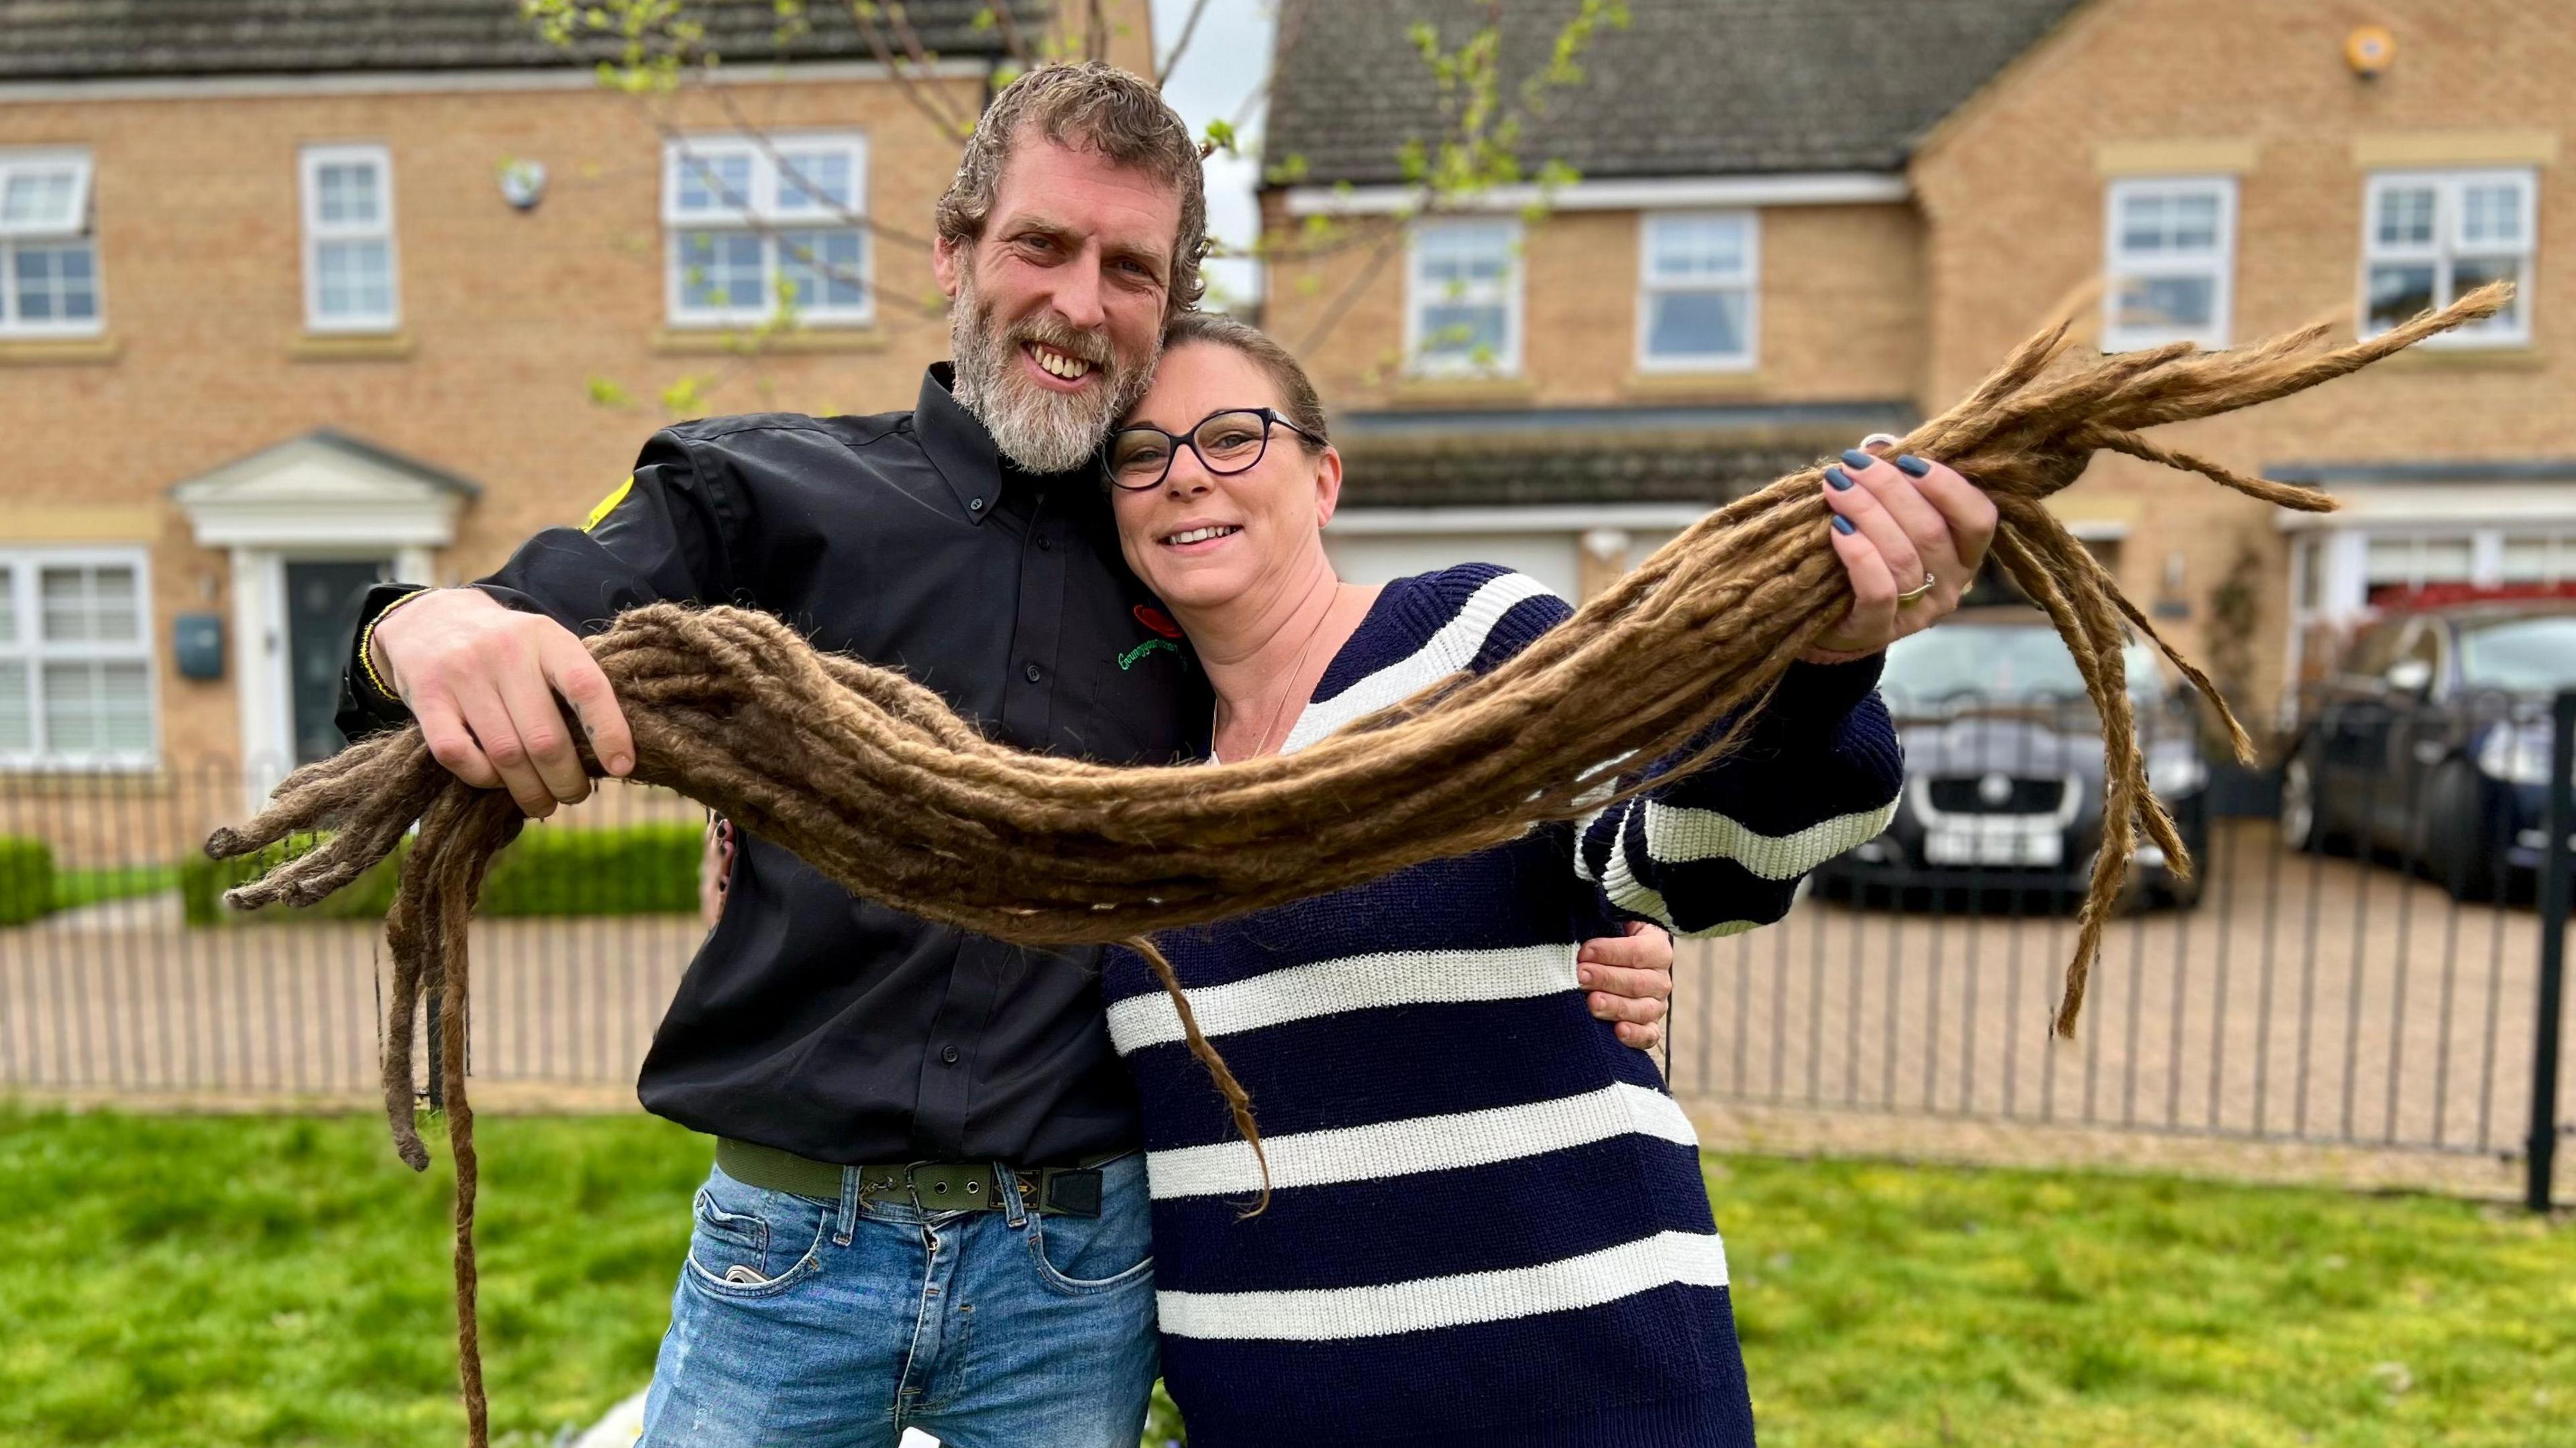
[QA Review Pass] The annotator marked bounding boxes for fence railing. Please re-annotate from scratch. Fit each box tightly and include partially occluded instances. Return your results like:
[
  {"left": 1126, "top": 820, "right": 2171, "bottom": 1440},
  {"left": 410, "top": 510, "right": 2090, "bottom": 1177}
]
[{"left": 3, "top": 695, "right": 2569, "bottom": 1205}]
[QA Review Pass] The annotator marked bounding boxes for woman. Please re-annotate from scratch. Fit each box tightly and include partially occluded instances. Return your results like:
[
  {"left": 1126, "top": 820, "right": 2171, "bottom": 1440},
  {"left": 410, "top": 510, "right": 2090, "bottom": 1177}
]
[{"left": 1097, "top": 313, "right": 1991, "bottom": 1446}]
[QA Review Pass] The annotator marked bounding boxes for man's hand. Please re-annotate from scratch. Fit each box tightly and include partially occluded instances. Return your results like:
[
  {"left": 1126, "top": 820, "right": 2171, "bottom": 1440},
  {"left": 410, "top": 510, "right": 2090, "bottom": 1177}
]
[
  {"left": 1580, "top": 920, "right": 1673, "bottom": 1052},
  {"left": 370, "top": 588, "right": 635, "bottom": 817}
]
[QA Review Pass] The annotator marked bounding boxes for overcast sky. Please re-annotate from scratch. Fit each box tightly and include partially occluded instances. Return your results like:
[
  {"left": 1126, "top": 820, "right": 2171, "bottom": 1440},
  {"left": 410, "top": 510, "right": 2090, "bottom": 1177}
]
[{"left": 1150, "top": 1, "right": 1277, "bottom": 309}]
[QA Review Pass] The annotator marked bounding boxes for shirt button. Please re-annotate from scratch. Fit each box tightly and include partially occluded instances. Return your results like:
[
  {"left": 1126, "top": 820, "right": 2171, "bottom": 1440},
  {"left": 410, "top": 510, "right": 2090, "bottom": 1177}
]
[
  {"left": 941, "top": 1045, "right": 962, "bottom": 1065},
  {"left": 1024, "top": 663, "right": 1043, "bottom": 683},
  {"left": 1037, "top": 535, "right": 1053, "bottom": 551},
  {"left": 968, "top": 497, "right": 985, "bottom": 512}
]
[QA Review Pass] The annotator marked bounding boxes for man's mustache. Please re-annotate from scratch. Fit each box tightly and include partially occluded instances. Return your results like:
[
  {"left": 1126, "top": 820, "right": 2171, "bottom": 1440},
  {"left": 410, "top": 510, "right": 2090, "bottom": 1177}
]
[{"left": 1002, "top": 311, "right": 1114, "bottom": 370}]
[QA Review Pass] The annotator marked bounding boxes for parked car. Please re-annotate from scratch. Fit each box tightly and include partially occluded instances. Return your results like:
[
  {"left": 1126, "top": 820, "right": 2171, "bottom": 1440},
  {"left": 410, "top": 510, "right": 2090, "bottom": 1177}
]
[
  {"left": 1811, "top": 607, "right": 2209, "bottom": 910},
  {"left": 2282, "top": 600, "right": 2576, "bottom": 900}
]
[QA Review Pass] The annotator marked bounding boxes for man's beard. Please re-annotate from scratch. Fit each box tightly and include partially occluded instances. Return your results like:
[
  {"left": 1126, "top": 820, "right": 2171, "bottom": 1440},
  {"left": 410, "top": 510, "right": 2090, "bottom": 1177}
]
[{"left": 949, "top": 264, "right": 1152, "bottom": 474}]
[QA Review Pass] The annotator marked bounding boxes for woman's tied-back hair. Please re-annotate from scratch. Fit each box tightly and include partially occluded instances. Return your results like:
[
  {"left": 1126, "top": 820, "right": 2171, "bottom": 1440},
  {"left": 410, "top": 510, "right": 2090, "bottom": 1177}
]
[
  {"left": 936, "top": 60, "right": 1210, "bottom": 314},
  {"left": 1160, "top": 311, "right": 1332, "bottom": 449}
]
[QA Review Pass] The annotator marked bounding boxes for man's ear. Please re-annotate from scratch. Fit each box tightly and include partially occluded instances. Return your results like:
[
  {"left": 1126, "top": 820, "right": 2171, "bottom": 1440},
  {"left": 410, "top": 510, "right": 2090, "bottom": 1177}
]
[
  {"left": 1313, "top": 445, "right": 1344, "bottom": 529},
  {"left": 932, "top": 233, "right": 966, "bottom": 301}
]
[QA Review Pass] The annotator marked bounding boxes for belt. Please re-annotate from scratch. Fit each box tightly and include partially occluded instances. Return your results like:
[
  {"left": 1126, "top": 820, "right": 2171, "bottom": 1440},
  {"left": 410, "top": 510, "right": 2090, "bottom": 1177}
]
[{"left": 715, "top": 1137, "right": 1110, "bottom": 1218}]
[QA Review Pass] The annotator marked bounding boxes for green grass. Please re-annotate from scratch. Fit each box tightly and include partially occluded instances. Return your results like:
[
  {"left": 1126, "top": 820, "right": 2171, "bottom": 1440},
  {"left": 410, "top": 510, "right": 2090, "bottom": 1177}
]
[
  {"left": 0, "top": 1107, "right": 2566, "bottom": 1447},
  {"left": 48, "top": 863, "right": 181, "bottom": 911}
]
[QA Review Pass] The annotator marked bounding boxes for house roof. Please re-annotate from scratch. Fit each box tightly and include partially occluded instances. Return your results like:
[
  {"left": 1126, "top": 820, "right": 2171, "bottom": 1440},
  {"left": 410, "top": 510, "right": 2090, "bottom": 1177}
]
[
  {"left": 174, "top": 427, "right": 483, "bottom": 499},
  {"left": 1264, "top": 0, "right": 2090, "bottom": 188},
  {"left": 0, "top": 1, "right": 1044, "bottom": 82},
  {"left": 1333, "top": 400, "right": 1917, "bottom": 508}
]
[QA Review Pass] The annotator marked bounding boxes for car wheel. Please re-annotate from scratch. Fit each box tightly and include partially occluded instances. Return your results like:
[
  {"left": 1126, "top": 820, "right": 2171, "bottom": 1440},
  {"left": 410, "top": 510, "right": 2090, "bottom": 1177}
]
[
  {"left": 2280, "top": 750, "right": 2336, "bottom": 854},
  {"left": 2424, "top": 759, "right": 2502, "bottom": 903}
]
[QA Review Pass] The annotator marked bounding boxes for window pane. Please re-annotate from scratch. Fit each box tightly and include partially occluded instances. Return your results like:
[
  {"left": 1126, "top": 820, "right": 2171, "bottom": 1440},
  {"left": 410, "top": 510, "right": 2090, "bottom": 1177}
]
[
  {"left": 315, "top": 238, "right": 392, "bottom": 319},
  {"left": 90, "top": 565, "right": 137, "bottom": 641},
  {"left": 676, "top": 153, "right": 751, "bottom": 214},
  {"left": 100, "top": 661, "right": 150, "bottom": 753},
  {"left": 1417, "top": 224, "right": 1511, "bottom": 285},
  {"left": 2502, "top": 537, "right": 2551, "bottom": 582},
  {"left": 678, "top": 230, "right": 764, "bottom": 309},
  {"left": 1, "top": 166, "right": 78, "bottom": 229},
  {"left": 1647, "top": 215, "right": 1746, "bottom": 280},
  {"left": 2422, "top": 538, "right": 2475, "bottom": 580},
  {"left": 2170, "top": 192, "right": 2219, "bottom": 249},
  {"left": 316, "top": 162, "right": 382, "bottom": 225},
  {"left": 43, "top": 660, "right": 97, "bottom": 753},
  {"left": 2375, "top": 186, "right": 2436, "bottom": 245},
  {"left": 1419, "top": 302, "right": 1505, "bottom": 361},
  {"left": 2451, "top": 255, "right": 2522, "bottom": 332},
  {"left": 0, "top": 661, "right": 26, "bottom": 753},
  {"left": 40, "top": 566, "right": 90, "bottom": 642},
  {"left": 2364, "top": 537, "right": 2413, "bottom": 585},
  {"left": 14, "top": 241, "right": 101, "bottom": 323},
  {"left": 2114, "top": 273, "right": 2215, "bottom": 331},
  {"left": 2365, "top": 263, "right": 2435, "bottom": 333},
  {"left": 1647, "top": 288, "right": 1747, "bottom": 359},
  {"left": 777, "top": 151, "right": 853, "bottom": 212},
  {"left": 2461, "top": 183, "right": 2524, "bottom": 245},
  {"left": 778, "top": 228, "right": 865, "bottom": 310}
]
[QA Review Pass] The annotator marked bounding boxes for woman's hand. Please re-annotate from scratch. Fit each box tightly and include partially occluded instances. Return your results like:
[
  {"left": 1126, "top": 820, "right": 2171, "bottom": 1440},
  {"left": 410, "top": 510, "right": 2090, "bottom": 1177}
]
[
  {"left": 1579, "top": 921, "right": 1672, "bottom": 1052},
  {"left": 1801, "top": 443, "right": 1997, "bottom": 663}
]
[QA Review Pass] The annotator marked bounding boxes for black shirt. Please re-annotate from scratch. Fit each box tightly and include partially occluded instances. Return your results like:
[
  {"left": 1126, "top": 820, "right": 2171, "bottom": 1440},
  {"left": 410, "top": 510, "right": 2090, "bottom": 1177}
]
[{"left": 338, "top": 366, "right": 1209, "bottom": 1166}]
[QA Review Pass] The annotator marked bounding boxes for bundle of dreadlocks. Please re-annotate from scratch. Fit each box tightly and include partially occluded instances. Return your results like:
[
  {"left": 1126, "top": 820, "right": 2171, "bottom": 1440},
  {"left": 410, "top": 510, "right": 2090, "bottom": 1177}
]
[{"left": 209, "top": 284, "right": 2504, "bottom": 1445}]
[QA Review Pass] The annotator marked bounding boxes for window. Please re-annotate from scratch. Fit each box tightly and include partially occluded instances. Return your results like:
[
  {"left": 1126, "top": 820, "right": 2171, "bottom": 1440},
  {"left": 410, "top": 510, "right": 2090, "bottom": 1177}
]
[
  {"left": 0, "top": 550, "right": 156, "bottom": 768},
  {"left": 665, "top": 135, "right": 871, "bottom": 327},
  {"left": 2362, "top": 170, "right": 2535, "bottom": 345},
  {"left": 1637, "top": 211, "right": 1756, "bottom": 370},
  {"left": 2501, "top": 533, "right": 2576, "bottom": 586},
  {"left": 2364, "top": 533, "right": 2476, "bottom": 606},
  {"left": 0, "top": 150, "right": 102, "bottom": 337},
  {"left": 1407, "top": 218, "right": 1520, "bottom": 374},
  {"left": 299, "top": 145, "right": 399, "bottom": 332},
  {"left": 2102, "top": 176, "right": 2235, "bottom": 351}
]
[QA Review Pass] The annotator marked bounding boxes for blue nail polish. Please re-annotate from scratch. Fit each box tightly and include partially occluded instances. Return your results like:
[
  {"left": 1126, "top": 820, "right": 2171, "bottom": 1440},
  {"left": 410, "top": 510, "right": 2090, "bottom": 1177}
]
[
  {"left": 1824, "top": 465, "right": 1856, "bottom": 491},
  {"left": 1839, "top": 449, "right": 1876, "bottom": 471},
  {"left": 1894, "top": 454, "right": 1932, "bottom": 478},
  {"left": 1831, "top": 514, "right": 1858, "bottom": 535}
]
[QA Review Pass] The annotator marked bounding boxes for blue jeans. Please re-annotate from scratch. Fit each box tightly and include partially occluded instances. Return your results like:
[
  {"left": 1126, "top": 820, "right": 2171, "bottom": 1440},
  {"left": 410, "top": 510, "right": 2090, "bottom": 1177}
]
[{"left": 637, "top": 1152, "right": 1159, "bottom": 1448}]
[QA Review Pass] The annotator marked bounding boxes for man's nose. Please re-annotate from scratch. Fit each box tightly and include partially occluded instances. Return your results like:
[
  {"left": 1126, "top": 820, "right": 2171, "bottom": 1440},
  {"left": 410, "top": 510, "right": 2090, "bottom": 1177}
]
[{"left": 1050, "top": 252, "right": 1107, "bottom": 331}]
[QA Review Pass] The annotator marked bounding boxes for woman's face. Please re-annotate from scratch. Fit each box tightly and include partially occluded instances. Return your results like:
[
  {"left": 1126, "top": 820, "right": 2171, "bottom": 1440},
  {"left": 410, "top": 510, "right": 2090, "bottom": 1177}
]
[{"left": 1107, "top": 341, "right": 1342, "bottom": 616}]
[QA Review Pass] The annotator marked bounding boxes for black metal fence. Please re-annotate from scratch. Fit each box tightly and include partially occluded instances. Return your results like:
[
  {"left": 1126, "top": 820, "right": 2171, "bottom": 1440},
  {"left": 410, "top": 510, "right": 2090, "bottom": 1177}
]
[{"left": 2, "top": 695, "right": 2569, "bottom": 1205}]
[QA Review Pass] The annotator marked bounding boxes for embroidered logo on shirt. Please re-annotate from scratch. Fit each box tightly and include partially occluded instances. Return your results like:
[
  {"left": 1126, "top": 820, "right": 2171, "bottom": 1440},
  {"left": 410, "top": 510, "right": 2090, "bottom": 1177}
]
[{"left": 1118, "top": 637, "right": 1179, "bottom": 671}]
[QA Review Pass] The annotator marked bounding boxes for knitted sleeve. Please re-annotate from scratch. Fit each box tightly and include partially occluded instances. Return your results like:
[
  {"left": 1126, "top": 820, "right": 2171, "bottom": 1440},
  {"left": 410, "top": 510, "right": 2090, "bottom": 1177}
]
[{"left": 1571, "top": 655, "right": 1904, "bottom": 938}]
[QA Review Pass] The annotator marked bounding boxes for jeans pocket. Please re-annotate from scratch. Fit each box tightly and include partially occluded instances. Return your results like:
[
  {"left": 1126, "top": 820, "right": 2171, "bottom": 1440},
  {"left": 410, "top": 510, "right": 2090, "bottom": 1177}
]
[
  {"left": 1027, "top": 1205, "right": 1155, "bottom": 1296},
  {"left": 683, "top": 1167, "right": 829, "bottom": 1300}
]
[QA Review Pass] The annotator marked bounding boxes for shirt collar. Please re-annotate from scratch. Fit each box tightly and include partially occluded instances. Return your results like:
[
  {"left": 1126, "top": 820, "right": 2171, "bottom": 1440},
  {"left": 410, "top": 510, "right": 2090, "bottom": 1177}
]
[{"left": 915, "top": 362, "right": 1102, "bottom": 526}]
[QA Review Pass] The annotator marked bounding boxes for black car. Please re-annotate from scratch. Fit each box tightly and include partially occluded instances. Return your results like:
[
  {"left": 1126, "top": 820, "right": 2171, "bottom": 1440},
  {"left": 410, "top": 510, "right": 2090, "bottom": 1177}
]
[
  {"left": 1812, "top": 608, "right": 2210, "bottom": 910},
  {"left": 2282, "top": 601, "right": 2576, "bottom": 899}
]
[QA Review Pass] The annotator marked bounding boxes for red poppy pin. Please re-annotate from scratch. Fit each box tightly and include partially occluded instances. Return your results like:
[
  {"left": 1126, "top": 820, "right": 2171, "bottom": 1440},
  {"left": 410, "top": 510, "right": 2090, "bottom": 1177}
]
[{"left": 1132, "top": 604, "right": 1182, "bottom": 638}]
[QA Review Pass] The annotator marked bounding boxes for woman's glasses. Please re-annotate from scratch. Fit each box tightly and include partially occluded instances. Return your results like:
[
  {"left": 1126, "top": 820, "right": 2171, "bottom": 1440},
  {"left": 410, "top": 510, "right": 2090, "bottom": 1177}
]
[{"left": 1104, "top": 407, "right": 1320, "bottom": 491}]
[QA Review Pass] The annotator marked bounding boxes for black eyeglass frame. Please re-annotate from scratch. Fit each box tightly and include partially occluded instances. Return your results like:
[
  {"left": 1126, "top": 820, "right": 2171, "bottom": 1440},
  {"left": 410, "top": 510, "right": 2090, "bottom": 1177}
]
[{"left": 1102, "top": 406, "right": 1324, "bottom": 491}]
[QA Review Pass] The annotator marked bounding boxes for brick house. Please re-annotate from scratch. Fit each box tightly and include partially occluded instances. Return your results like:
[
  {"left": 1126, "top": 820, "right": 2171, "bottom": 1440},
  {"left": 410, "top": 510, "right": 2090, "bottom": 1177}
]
[
  {"left": 1261, "top": 0, "right": 2575, "bottom": 728},
  {"left": 0, "top": 0, "right": 1148, "bottom": 834}
]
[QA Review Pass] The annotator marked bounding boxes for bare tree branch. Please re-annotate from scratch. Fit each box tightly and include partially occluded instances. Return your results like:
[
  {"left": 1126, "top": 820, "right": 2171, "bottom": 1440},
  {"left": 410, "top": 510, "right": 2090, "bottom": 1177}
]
[{"left": 1156, "top": 0, "right": 1214, "bottom": 86}]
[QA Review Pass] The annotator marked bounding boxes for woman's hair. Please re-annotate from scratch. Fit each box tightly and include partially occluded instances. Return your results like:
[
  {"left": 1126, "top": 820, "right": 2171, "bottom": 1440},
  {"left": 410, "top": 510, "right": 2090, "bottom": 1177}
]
[{"left": 1159, "top": 311, "right": 1330, "bottom": 450}]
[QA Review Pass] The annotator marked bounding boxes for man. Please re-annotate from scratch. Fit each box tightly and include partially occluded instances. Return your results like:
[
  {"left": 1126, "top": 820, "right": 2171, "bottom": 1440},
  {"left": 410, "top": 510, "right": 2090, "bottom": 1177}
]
[{"left": 339, "top": 63, "right": 1675, "bottom": 1448}]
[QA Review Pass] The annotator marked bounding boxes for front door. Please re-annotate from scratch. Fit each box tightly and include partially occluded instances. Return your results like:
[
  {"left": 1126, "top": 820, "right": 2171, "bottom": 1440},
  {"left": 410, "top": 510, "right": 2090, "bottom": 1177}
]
[{"left": 283, "top": 559, "right": 390, "bottom": 764}]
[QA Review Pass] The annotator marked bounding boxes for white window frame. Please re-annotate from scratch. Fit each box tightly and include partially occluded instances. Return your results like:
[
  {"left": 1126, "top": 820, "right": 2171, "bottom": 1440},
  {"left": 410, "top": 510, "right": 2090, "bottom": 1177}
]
[
  {"left": 2101, "top": 174, "right": 2236, "bottom": 352},
  {"left": 1635, "top": 209, "right": 1759, "bottom": 372},
  {"left": 298, "top": 144, "right": 400, "bottom": 334},
  {"left": 1405, "top": 217, "right": 1523, "bottom": 377},
  {"left": 2359, "top": 168, "right": 2537, "bottom": 347},
  {"left": 0, "top": 148, "right": 104, "bottom": 339},
  {"left": 663, "top": 133, "right": 873, "bottom": 329},
  {"left": 0, "top": 546, "right": 159, "bottom": 771}
]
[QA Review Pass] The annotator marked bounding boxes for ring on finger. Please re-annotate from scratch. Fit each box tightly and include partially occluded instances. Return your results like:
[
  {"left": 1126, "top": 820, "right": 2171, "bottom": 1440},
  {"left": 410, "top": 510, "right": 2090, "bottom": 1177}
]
[{"left": 1896, "top": 573, "right": 1937, "bottom": 606}]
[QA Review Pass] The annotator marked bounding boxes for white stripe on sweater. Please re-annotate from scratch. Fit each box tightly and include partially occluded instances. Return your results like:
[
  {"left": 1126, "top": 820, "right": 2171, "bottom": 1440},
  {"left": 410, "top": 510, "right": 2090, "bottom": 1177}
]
[
  {"left": 1278, "top": 571, "right": 1560, "bottom": 754},
  {"left": 1636, "top": 795, "right": 1901, "bottom": 880},
  {"left": 1106, "top": 944, "right": 1576, "bottom": 1054},
  {"left": 1157, "top": 1228, "right": 1729, "bottom": 1341},
  {"left": 1146, "top": 1080, "right": 1697, "bottom": 1201}
]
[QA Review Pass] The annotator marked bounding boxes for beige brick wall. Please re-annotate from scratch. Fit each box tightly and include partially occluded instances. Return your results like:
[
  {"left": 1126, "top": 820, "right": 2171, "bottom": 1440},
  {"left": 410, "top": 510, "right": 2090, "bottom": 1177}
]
[
  {"left": 1262, "top": 199, "right": 1927, "bottom": 414},
  {"left": 1913, "top": 0, "right": 2576, "bottom": 723}
]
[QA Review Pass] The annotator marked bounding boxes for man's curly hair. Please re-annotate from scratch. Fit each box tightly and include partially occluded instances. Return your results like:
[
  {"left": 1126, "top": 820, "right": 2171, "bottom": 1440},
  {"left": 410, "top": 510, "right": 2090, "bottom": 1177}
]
[{"left": 935, "top": 60, "right": 1209, "bottom": 315}]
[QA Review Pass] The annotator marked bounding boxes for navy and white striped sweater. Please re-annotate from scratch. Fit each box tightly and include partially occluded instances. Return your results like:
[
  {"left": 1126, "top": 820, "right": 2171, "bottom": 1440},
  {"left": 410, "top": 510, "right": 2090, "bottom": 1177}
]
[{"left": 1101, "top": 564, "right": 1903, "bottom": 1447}]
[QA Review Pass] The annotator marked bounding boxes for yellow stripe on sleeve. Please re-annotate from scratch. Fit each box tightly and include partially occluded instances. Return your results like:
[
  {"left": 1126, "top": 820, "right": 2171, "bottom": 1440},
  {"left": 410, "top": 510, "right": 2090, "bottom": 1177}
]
[{"left": 584, "top": 475, "right": 635, "bottom": 531}]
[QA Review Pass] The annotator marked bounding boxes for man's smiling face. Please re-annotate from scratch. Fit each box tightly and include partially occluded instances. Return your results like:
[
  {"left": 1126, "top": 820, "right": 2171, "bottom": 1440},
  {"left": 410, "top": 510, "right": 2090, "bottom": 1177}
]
[{"left": 935, "top": 127, "right": 1183, "bottom": 473}]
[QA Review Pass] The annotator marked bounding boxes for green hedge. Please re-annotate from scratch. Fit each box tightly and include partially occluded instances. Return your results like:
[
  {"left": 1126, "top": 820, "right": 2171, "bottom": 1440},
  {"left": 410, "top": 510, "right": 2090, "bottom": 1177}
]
[
  {"left": 180, "top": 820, "right": 705, "bottom": 926},
  {"left": 0, "top": 838, "right": 54, "bottom": 928}
]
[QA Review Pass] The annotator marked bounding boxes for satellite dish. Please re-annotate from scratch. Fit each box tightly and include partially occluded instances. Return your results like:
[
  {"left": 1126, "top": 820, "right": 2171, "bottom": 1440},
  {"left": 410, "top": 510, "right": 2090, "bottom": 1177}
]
[
  {"left": 2346, "top": 25, "right": 2396, "bottom": 78},
  {"left": 498, "top": 158, "right": 548, "bottom": 211}
]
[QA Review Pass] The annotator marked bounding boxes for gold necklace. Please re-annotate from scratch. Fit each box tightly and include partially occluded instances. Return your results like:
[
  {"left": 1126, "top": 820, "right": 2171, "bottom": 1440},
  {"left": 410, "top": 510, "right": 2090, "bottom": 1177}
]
[{"left": 1227, "top": 599, "right": 1334, "bottom": 761}]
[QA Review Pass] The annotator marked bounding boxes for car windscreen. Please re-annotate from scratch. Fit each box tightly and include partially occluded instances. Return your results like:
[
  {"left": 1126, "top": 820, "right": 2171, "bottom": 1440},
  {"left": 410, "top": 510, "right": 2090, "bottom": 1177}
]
[
  {"left": 2459, "top": 615, "right": 2576, "bottom": 692},
  {"left": 1882, "top": 625, "right": 2165, "bottom": 712}
]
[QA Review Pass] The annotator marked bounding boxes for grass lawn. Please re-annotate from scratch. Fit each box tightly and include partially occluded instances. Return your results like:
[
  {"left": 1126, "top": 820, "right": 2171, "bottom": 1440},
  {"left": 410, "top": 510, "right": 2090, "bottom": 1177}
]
[{"left": 0, "top": 1105, "right": 2566, "bottom": 1447}]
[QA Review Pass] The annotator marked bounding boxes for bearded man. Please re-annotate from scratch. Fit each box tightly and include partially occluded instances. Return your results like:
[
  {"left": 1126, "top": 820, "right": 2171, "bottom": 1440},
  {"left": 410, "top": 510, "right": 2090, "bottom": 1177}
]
[{"left": 339, "top": 62, "right": 1675, "bottom": 1447}]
